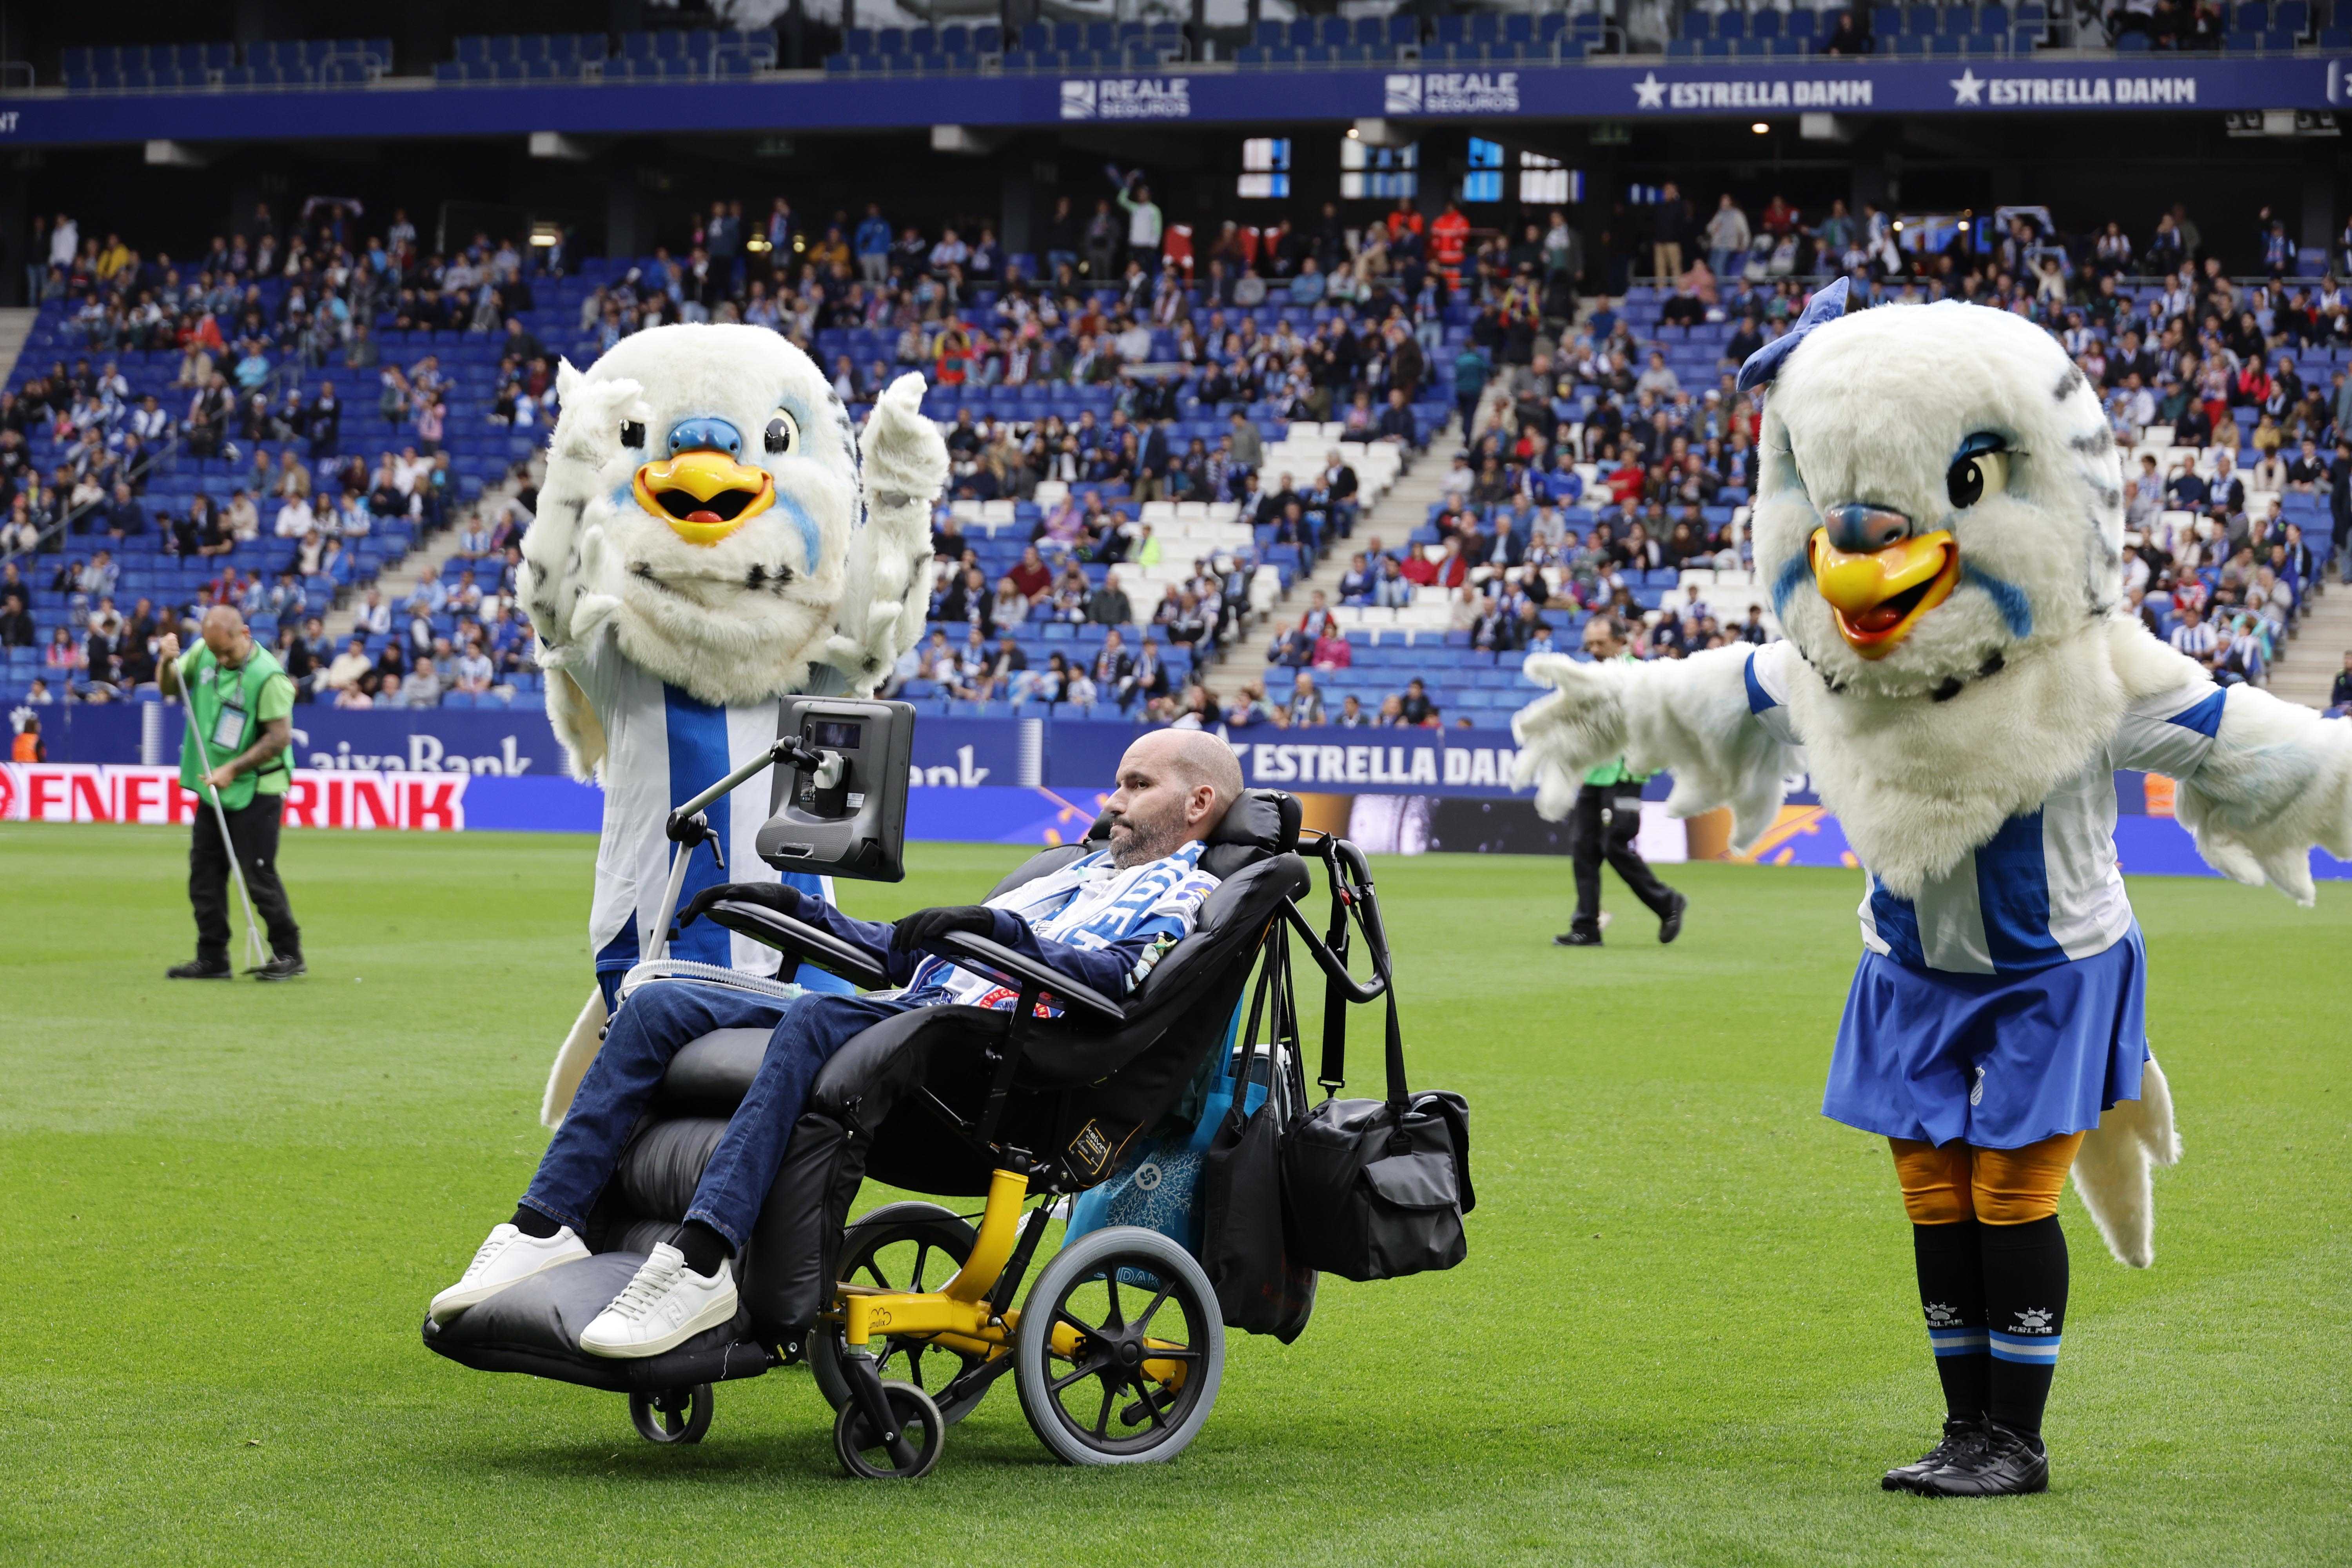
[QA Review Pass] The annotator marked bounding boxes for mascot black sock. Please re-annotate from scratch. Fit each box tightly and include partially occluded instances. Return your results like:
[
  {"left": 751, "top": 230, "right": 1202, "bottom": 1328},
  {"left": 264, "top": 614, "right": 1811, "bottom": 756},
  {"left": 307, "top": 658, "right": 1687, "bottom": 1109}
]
[
  {"left": 675, "top": 1219, "right": 734, "bottom": 1279},
  {"left": 511, "top": 1205, "right": 561, "bottom": 1239},
  {"left": 1981, "top": 1215, "right": 2068, "bottom": 1439},
  {"left": 1912, "top": 1220, "right": 1990, "bottom": 1422}
]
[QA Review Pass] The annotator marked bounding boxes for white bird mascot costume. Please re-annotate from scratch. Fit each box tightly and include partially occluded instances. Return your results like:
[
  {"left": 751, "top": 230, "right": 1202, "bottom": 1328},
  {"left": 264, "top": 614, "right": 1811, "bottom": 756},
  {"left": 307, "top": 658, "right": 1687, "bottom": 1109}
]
[
  {"left": 518, "top": 325, "right": 947, "bottom": 1126},
  {"left": 1513, "top": 280, "right": 2352, "bottom": 1497}
]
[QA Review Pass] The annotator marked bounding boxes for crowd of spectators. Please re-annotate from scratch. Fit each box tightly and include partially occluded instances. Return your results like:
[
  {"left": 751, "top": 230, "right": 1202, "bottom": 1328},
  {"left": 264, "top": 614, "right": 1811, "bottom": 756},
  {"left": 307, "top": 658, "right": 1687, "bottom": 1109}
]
[{"left": 9, "top": 178, "right": 2345, "bottom": 725}]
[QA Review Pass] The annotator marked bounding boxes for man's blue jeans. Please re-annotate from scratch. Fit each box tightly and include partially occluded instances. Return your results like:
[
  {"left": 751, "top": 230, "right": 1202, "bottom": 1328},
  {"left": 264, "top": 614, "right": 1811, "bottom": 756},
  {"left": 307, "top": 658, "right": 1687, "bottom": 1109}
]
[{"left": 522, "top": 982, "right": 929, "bottom": 1250}]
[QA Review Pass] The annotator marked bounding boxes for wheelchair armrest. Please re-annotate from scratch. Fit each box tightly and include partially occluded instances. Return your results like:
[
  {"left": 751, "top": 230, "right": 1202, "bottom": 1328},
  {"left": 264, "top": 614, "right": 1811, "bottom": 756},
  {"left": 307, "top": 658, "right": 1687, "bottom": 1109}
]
[
  {"left": 927, "top": 931, "right": 1126, "bottom": 1026},
  {"left": 703, "top": 901, "right": 892, "bottom": 992}
]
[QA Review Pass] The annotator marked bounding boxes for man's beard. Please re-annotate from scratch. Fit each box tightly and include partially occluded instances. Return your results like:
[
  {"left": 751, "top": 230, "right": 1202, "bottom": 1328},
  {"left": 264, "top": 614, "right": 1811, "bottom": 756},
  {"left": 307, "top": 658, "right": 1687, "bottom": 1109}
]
[{"left": 1106, "top": 808, "right": 1183, "bottom": 868}]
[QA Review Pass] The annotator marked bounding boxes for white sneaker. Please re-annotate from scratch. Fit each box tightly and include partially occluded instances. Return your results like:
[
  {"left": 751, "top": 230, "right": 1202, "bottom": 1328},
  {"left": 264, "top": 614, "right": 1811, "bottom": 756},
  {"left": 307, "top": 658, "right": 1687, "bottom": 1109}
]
[
  {"left": 427, "top": 1222, "right": 590, "bottom": 1324},
  {"left": 578, "top": 1243, "right": 738, "bottom": 1359}
]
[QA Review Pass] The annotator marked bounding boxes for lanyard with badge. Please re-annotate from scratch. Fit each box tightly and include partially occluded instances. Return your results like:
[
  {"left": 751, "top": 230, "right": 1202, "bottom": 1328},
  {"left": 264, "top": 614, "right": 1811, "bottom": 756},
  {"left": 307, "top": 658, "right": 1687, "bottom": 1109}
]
[{"left": 205, "top": 661, "right": 250, "bottom": 754}]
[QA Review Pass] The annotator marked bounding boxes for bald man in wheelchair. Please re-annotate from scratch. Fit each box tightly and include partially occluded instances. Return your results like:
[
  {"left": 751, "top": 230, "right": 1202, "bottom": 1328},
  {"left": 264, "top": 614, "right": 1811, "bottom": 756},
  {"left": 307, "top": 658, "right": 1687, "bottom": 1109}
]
[{"left": 430, "top": 729, "right": 1245, "bottom": 1358}]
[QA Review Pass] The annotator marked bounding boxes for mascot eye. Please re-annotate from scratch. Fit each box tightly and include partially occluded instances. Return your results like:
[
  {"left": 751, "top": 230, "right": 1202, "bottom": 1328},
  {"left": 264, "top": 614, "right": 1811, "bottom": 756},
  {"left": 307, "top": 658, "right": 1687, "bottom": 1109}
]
[
  {"left": 1945, "top": 439, "right": 2009, "bottom": 510},
  {"left": 619, "top": 421, "right": 646, "bottom": 448},
  {"left": 764, "top": 409, "right": 798, "bottom": 455}
]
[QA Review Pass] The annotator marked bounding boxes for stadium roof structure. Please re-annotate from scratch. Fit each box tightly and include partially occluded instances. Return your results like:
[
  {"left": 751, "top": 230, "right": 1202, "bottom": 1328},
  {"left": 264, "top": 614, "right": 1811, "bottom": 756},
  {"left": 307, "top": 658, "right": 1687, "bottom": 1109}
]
[{"left": 0, "top": 51, "right": 2344, "bottom": 147}]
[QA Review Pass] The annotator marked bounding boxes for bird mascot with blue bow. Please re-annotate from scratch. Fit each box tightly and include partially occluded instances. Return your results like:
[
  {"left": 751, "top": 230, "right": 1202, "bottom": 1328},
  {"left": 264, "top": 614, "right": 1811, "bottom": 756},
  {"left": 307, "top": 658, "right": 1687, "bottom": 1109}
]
[
  {"left": 517, "top": 325, "right": 947, "bottom": 1127},
  {"left": 1514, "top": 281, "right": 2352, "bottom": 1496}
]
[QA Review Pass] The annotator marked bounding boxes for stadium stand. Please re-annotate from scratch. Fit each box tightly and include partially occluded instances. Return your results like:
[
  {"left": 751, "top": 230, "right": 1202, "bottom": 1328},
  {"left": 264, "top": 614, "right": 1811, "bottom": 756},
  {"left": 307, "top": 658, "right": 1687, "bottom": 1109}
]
[
  {"left": 43, "top": 2, "right": 2352, "bottom": 94},
  {"left": 1, "top": 184, "right": 2338, "bottom": 730},
  {"left": 59, "top": 38, "right": 393, "bottom": 91}
]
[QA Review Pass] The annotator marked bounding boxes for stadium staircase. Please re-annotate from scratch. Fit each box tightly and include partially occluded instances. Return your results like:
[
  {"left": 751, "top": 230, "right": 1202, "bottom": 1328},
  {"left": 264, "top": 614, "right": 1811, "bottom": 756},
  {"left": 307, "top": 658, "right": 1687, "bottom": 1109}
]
[
  {"left": 1212, "top": 416, "right": 1459, "bottom": 700},
  {"left": 2269, "top": 573, "right": 2352, "bottom": 709},
  {"left": 0, "top": 308, "right": 38, "bottom": 387},
  {"left": 318, "top": 458, "right": 538, "bottom": 645}
]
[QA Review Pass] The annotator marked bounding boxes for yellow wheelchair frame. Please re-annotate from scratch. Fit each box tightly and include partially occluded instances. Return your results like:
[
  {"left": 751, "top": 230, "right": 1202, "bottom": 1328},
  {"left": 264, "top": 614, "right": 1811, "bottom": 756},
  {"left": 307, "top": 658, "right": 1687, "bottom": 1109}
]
[{"left": 823, "top": 1164, "right": 1200, "bottom": 1477}]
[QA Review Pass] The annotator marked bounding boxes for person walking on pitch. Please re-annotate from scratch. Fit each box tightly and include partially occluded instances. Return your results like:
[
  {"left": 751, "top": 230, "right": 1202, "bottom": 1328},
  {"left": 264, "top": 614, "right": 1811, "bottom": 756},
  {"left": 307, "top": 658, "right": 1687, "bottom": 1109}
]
[{"left": 1553, "top": 614, "right": 1686, "bottom": 948}]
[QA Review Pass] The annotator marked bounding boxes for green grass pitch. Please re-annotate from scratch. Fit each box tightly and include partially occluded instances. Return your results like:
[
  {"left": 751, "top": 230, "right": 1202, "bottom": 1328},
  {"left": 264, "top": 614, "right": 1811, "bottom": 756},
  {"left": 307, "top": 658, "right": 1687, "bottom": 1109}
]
[{"left": 1, "top": 823, "right": 2345, "bottom": 1566}]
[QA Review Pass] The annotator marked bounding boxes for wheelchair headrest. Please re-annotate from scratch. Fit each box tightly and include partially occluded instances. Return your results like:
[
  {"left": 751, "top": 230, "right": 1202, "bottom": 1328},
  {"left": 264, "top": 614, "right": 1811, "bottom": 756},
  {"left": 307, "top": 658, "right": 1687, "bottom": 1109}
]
[{"left": 1199, "top": 788, "right": 1301, "bottom": 880}]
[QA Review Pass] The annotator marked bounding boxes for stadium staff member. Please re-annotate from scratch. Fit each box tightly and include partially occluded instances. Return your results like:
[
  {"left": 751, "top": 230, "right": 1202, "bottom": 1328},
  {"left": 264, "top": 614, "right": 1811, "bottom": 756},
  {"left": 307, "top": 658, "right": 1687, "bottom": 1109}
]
[
  {"left": 1555, "top": 614, "right": 1687, "bottom": 948},
  {"left": 158, "top": 606, "right": 306, "bottom": 980}
]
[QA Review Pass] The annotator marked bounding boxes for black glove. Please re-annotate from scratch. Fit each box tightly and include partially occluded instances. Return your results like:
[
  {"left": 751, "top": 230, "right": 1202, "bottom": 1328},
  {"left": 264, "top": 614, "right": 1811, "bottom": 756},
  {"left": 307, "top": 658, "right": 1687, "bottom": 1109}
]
[
  {"left": 676, "top": 880, "right": 804, "bottom": 935},
  {"left": 889, "top": 904, "right": 999, "bottom": 953}
]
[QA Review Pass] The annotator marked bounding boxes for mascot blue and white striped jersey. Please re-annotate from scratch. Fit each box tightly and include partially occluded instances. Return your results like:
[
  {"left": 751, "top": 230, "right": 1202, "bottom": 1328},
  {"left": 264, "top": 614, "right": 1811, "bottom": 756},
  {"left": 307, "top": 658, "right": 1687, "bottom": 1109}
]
[
  {"left": 1740, "top": 637, "right": 2229, "bottom": 976},
  {"left": 557, "top": 622, "right": 850, "bottom": 1001}
]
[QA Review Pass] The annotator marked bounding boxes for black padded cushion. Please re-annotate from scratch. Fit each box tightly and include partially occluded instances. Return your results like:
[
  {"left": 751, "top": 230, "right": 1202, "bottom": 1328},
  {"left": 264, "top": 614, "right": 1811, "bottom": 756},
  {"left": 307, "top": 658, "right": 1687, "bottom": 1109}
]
[
  {"left": 1200, "top": 789, "right": 1301, "bottom": 880},
  {"left": 656, "top": 1028, "right": 772, "bottom": 1111},
  {"left": 422, "top": 1252, "right": 772, "bottom": 1394}
]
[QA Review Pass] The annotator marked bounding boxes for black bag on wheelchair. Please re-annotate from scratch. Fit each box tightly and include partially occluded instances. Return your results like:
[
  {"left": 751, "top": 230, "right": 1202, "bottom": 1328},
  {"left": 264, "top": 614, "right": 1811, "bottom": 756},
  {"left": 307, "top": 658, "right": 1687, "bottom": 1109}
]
[
  {"left": 1198, "top": 936, "right": 1317, "bottom": 1342},
  {"left": 1274, "top": 840, "right": 1474, "bottom": 1283}
]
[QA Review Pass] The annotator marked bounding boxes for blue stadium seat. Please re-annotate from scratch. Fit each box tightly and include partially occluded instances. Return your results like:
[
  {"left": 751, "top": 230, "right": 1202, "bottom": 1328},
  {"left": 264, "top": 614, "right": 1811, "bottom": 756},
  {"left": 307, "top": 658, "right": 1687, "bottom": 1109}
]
[
  {"left": 1718, "top": 11, "right": 1748, "bottom": 39},
  {"left": 1684, "top": 13, "right": 1713, "bottom": 40}
]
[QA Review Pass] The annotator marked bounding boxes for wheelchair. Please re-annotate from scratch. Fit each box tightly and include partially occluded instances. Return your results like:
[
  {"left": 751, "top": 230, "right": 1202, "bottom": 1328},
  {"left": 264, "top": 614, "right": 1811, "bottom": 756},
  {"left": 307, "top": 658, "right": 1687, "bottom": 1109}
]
[{"left": 423, "top": 783, "right": 1397, "bottom": 1478}]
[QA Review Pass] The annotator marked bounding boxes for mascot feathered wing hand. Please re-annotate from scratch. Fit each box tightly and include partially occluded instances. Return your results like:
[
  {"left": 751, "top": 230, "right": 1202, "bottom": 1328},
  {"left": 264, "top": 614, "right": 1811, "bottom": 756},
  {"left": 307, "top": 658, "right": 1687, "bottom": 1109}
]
[
  {"left": 516, "top": 325, "right": 947, "bottom": 1125},
  {"left": 1514, "top": 282, "right": 2352, "bottom": 1267}
]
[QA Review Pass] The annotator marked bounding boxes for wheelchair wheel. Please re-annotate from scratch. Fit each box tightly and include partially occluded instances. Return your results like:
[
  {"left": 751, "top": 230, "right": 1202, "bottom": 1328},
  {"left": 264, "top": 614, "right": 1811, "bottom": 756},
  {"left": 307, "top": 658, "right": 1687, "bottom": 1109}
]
[
  {"left": 808, "top": 1201, "right": 995, "bottom": 1425},
  {"left": 628, "top": 1383, "right": 713, "bottom": 1445},
  {"left": 1013, "top": 1225, "right": 1224, "bottom": 1466},
  {"left": 832, "top": 1380, "right": 945, "bottom": 1480}
]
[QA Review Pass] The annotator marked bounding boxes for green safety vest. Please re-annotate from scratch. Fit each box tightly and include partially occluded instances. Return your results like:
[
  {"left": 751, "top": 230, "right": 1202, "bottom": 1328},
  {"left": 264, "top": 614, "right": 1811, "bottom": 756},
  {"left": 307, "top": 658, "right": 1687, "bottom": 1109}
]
[
  {"left": 178, "top": 643, "right": 295, "bottom": 810},
  {"left": 1585, "top": 650, "right": 1650, "bottom": 788}
]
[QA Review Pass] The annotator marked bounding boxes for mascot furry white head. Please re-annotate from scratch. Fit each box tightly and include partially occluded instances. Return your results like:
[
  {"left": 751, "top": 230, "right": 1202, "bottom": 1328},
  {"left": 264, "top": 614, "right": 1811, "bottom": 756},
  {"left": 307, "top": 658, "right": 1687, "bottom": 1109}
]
[
  {"left": 1746, "top": 280, "right": 2126, "bottom": 704},
  {"left": 524, "top": 326, "right": 859, "bottom": 707},
  {"left": 520, "top": 325, "right": 946, "bottom": 778},
  {"left": 1738, "top": 281, "right": 2141, "bottom": 896}
]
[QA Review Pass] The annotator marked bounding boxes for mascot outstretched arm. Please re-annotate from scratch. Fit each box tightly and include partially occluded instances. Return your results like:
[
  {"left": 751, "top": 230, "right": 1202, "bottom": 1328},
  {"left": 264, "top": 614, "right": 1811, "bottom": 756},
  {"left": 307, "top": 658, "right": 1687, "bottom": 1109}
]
[
  {"left": 1514, "top": 280, "right": 2350, "bottom": 1497},
  {"left": 518, "top": 326, "right": 947, "bottom": 1125}
]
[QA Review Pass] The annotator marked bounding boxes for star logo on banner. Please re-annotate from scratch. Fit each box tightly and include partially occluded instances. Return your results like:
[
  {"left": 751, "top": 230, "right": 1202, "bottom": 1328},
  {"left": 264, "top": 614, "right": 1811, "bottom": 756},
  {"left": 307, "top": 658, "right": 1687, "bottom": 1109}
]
[
  {"left": 1633, "top": 71, "right": 1666, "bottom": 109},
  {"left": 1950, "top": 68, "right": 1985, "bottom": 105}
]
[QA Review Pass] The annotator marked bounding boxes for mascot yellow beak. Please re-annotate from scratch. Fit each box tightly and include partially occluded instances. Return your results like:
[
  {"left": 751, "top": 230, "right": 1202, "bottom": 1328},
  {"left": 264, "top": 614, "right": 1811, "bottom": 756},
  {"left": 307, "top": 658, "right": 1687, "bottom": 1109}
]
[
  {"left": 633, "top": 449, "right": 775, "bottom": 546},
  {"left": 1809, "top": 525, "right": 1960, "bottom": 658}
]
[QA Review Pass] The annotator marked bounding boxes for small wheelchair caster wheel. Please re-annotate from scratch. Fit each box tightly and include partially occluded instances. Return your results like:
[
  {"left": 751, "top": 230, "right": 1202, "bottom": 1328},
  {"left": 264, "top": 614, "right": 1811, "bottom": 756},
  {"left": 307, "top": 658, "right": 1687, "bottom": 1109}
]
[
  {"left": 833, "top": 1380, "right": 945, "bottom": 1480},
  {"left": 628, "top": 1383, "right": 713, "bottom": 1445},
  {"left": 809, "top": 1202, "right": 993, "bottom": 1426},
  {"left": 1014, "top": 1225, "right": 1224, "bottom": 1466}
]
